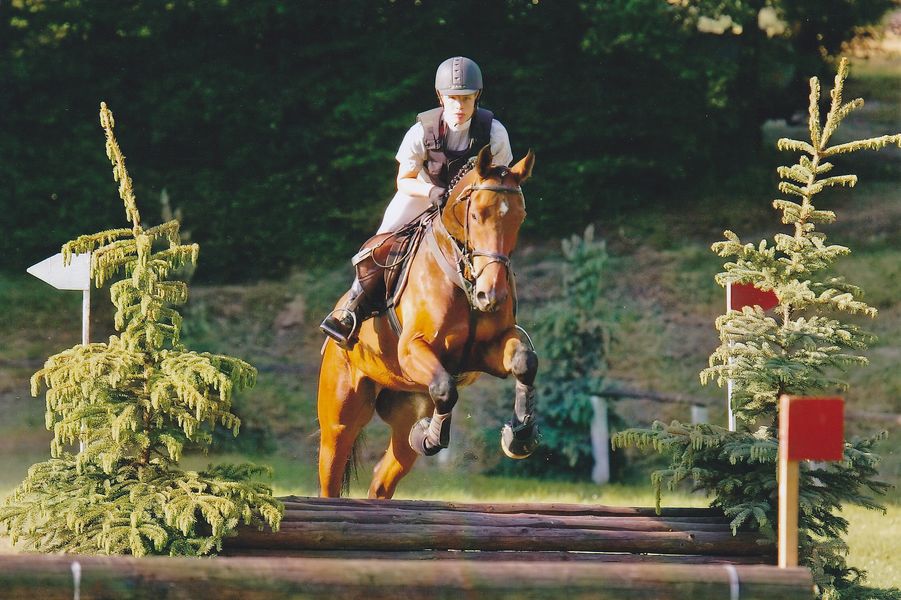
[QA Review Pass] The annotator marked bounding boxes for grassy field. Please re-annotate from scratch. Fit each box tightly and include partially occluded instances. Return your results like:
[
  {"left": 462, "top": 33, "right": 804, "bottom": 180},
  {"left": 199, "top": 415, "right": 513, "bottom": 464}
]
[{"left": 0, "top": 48, "right": 898, "bottom": 596}]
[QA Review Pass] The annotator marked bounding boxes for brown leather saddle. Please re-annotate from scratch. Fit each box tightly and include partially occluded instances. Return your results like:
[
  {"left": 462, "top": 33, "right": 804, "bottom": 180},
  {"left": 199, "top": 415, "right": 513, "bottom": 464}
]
[{"left": 351, "top": 208, "right": 436, "bottom": 320}]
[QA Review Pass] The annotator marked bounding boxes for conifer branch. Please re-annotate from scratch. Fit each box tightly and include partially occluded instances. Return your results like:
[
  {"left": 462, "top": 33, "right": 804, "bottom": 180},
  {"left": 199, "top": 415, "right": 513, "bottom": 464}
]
[
  {"left": 807, "top": 77, "right": 821, "bottom": 151},
  {"left": 99, "top": 103, "right": 141, "bottom": 232},
  {"left": 821, "top": 134, "right": 901, "bottom": 157}
]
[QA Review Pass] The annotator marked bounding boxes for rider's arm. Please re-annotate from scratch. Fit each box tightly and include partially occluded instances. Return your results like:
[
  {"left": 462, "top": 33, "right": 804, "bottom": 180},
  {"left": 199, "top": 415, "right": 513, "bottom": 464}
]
[
  {"left": 490, "top": 120, "right": 514, "bottom": 167},
  {"left": 396, "top": 122, "right": 445, "bottom": 203},
  {"left": 396, "top": 167, "right": 434, "bottom": 200}
]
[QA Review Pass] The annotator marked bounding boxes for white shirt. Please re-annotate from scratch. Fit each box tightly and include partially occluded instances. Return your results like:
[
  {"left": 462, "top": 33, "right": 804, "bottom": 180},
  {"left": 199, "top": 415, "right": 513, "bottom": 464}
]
[{"left": 378, "top": 113, "right": 513, "bottom": 233}]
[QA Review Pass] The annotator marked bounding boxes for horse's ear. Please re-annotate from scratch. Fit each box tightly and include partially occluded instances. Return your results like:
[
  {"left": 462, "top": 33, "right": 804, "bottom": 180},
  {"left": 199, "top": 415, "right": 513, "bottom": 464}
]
[
  {"left": 510, "top": 149, "right": 535, "bottom": 183},
  {"left": 475, "top": 145, "right": 493, "bottom": 178}
]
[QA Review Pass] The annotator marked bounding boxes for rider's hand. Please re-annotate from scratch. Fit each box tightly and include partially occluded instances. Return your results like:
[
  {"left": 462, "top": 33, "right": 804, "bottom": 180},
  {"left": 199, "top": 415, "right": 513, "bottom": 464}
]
[{"left": 429, "top": 186, "right": 447, "bottom": 208}]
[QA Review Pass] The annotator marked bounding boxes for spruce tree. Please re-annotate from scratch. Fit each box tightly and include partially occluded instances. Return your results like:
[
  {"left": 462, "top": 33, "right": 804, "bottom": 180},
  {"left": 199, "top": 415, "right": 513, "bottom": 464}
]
[
  {"left": 612, "top": 58, "right": 899, "bottom": 599},
  {"left": 0, "top": 103, "right": 282, "bottom": 556}
]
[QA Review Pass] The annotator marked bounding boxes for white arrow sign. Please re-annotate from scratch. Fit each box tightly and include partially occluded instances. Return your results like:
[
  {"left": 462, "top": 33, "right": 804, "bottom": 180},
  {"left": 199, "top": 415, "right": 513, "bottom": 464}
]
[
  {"left": 27, "top": 251, "right": 92, "bottom": 453},
  {"left": 27, "top": 252, "right": 91, "bottom": 291}
]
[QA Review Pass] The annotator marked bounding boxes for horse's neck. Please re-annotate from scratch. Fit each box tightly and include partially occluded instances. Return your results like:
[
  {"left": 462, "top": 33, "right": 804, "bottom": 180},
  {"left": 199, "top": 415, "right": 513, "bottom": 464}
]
[{"left": 427, "top": 217, "right": 469, "bottom": 293}]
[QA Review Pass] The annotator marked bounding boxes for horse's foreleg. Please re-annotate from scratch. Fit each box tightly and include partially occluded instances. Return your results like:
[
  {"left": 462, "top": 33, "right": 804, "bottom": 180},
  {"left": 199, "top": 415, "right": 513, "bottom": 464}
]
[
  {"left": 485, "top": 334, "right": 540, "bottom": 459},
  {"left": 398, "top": 337, "right": 457, "bottom": 456}
]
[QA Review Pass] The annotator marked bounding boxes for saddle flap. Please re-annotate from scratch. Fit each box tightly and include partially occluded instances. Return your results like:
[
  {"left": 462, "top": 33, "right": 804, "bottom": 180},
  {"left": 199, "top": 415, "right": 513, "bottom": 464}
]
[{"left": 351, "top": 212, "right": 433, "bottom": 321}]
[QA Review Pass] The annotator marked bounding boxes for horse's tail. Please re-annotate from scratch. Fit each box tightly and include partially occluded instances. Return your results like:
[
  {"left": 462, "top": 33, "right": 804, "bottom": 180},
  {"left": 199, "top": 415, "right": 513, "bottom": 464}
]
[{"left": 342, "top": 431, "right": 364, "bottom": 496}]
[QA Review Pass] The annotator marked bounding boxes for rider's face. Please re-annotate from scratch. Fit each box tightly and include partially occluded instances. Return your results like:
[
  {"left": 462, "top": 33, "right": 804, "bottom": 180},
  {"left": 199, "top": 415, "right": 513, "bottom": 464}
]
[{"left": 440, "top": 93, "right": 478, "bottom": 126}]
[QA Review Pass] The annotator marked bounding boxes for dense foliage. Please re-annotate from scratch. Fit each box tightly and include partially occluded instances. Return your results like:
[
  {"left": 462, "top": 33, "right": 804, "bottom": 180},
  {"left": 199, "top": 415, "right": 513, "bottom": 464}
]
[
  {"left": 1, "top": 0, "right": 894, "bottom": 281},
  {"left": 613, "top": 59, "right": 899, "bottom": 599},
  {"left": 0, "top": 103, "right": 282, "bottom": 556}
]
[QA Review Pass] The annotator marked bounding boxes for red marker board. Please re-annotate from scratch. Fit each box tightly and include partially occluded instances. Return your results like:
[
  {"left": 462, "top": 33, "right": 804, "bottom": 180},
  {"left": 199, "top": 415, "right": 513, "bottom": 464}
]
[
  {"left": 780, "top": 396, "right": 845, "bottom": 461},
  {"left": 728, "top": 282, "right": 779, "bottom": 311},
  {"left": 778, "top": 395, "right": 845, "bottom": 567}
]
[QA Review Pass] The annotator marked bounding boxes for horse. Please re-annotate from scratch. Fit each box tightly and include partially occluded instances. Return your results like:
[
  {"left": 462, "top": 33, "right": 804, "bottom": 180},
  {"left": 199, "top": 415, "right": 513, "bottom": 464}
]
[{"left": 317, "top": 145, "right": 538, "bottom": 498}]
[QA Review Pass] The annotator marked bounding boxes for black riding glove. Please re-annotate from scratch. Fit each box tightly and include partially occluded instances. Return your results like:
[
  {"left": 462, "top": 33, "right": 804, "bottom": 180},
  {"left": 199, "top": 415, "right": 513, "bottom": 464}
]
[{"left": 429, "top": 186, "right": 447, "bottom": 208}]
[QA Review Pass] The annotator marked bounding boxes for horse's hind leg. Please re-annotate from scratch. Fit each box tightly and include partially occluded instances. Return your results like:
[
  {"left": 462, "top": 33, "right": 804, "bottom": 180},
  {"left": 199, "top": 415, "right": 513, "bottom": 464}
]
[
  {"left": 317, "top": 342, "right": 376, "bottom": 497},
  {"left": 369, "top": 392, "right": 430, "bottom": 499}
]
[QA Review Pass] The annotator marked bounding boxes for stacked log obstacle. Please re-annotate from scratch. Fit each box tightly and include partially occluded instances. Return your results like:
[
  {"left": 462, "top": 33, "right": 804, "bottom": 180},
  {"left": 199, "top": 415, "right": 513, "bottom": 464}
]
[
  {"left": 0, "top": 554, "right": 813, "bottom": 600},
  {"left": 0, "top": 497, "right": 815, "bottom": 599},
  {"left": 224, "top": 496, "right": 776, "bottom": 559}
]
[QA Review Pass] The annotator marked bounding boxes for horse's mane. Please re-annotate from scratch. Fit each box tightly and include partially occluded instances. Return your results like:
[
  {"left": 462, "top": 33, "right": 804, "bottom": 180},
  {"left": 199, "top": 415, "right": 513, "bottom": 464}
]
[
  {"left": 443, "top": 159, "right": 512, "bottom": 205},
  {"left": 442, "top": 160, "right": 476, "bottom": 204}
]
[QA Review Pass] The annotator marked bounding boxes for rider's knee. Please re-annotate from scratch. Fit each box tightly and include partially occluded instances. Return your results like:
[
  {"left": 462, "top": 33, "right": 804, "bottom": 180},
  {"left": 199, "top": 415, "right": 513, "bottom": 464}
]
[
  {"left": 429, "top": 373, "right": 458, "bottom": 414},
  {"left": 511, "top": 347, "right": 538, "bottom": 385}
]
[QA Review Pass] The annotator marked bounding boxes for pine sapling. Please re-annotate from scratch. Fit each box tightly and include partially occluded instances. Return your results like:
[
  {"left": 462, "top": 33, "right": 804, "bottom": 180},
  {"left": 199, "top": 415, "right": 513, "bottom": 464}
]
[
  {"left": 613, "top": 58, "right": 898, "bottom": 599},
  {"left": 0, "top": 103, "right": 283, "bottom": 556}
]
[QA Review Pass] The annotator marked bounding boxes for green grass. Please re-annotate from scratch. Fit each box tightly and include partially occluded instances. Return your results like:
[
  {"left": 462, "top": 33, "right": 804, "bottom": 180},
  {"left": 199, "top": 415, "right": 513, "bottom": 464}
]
[{"left": 844, "top": 503, "right": 901, "bottom": 590}]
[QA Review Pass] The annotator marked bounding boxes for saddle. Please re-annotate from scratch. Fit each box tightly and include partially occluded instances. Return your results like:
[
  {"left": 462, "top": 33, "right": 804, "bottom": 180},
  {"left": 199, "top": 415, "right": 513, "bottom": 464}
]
[{"left": 351, "top": 208, "right": 437, "bottom": 321}]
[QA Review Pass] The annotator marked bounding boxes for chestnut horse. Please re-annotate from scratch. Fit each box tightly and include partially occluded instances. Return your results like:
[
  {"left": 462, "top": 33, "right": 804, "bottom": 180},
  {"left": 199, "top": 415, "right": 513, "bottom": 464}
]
[{"left": 317, "top": 146, "right": 538, "bottom": 498}]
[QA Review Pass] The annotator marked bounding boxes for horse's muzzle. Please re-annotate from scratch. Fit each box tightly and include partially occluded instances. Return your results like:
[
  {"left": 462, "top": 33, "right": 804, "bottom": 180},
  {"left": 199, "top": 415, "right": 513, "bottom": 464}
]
[
  {"left": 474, "top": 287, "right": 507, "bottom": 312},
  {"left": 471, "top": 253, "right": 511, "bottom": 312}
]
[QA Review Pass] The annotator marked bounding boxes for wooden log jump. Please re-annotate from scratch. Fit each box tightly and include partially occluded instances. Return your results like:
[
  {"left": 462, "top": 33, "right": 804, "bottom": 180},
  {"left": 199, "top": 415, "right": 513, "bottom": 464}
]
[
  {"left": 0, "top": 497, "right": 814, "bottom": 599},
  {"left": 0, "top": 554, "right": 814, "bottom": 600},
  {"left": 223, "top": 496, "right": 773, "bottom": 558}
]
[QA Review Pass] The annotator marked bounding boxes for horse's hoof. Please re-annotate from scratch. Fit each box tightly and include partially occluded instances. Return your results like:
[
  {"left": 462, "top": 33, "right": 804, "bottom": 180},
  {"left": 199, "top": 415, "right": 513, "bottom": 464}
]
[
  {"left": 409, "top": 417, "right": 444, "bottom": 457},
  {"left": 501, "top": 422, "right": 539, "bottom": 459}
]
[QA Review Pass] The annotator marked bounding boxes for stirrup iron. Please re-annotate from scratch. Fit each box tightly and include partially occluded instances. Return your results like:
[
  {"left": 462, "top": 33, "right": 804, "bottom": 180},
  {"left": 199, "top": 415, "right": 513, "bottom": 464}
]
[{"left": 320, "top": 308, "right": 358, "bottom": 350}]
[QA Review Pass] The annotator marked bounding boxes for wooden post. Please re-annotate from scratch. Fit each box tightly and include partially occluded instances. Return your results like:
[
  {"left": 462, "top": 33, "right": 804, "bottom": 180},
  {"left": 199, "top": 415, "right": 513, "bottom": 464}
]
[
  {"left": 778, "top": 395, "right": 844, "bottom": 569},
  {"left": 777, "top": 424, "right": 799, "bottom": 567},
  {"left": 590, "top": 396, "right": 610, "bottom": 484}
]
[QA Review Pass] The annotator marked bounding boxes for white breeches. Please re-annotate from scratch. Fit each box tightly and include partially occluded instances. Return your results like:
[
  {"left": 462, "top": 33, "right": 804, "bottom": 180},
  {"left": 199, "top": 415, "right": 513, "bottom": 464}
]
[{"left": 377, "top": 192, "right": 432, "bottom": 234}]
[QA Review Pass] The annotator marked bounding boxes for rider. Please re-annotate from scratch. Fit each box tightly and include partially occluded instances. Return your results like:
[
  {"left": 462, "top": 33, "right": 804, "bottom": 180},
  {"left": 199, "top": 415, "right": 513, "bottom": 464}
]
[{"left": 320, "top": 56, "right": 514, "bottom": 348}]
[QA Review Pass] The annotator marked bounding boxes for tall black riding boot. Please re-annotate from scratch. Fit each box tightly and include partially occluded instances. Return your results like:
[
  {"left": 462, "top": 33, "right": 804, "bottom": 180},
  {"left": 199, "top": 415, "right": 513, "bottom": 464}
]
[{"left": 319, "top": 278, "right": 366, "bottom": 350}]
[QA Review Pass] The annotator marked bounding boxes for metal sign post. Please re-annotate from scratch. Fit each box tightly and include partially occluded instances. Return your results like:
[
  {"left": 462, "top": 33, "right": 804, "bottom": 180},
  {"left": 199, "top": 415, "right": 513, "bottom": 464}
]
[
  {"left": 726, "top": 282, "right": 779, "bottom": 431},
  {"left": 27, "top": 252, "right": 92, "bottom": 453}
]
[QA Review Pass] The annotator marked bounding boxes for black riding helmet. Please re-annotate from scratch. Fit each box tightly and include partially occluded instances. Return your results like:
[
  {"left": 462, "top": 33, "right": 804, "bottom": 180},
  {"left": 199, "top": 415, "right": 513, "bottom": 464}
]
[{"left": 435, "top": 56, "right": 483, "bottom": 102}]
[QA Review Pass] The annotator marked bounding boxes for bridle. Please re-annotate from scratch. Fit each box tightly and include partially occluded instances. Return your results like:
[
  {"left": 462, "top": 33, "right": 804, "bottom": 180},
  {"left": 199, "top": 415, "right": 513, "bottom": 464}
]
[
  {"left": 457, "top": 182, "right": 521, "bottom": 281},
  {"left": 428, "top": 172, "right": 524, "bottom": 307}
]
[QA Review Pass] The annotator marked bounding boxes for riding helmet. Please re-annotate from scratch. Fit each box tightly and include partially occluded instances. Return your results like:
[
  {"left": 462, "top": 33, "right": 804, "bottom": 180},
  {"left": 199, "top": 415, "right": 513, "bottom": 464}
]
[{"left": 435, "top": 57, "right": 483, "bottom": 96}]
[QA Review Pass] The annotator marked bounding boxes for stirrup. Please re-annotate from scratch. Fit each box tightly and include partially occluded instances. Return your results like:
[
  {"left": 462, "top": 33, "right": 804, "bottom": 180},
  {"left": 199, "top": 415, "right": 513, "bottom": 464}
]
[{"left": 319, "top": 308, "right": 358, "bottom": 350}]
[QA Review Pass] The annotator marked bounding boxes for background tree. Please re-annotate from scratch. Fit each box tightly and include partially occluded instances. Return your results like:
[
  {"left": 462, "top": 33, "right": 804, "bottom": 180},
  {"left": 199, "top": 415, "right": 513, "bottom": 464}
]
[
  {"left": 1, "top": 0, "right": 894, "bottom": 281},
  {"left": 0, "top": 103, "right": 282, "bottom": 556},
  {"left": 613, "top": 59, "right": 899, "bottom": 599}
]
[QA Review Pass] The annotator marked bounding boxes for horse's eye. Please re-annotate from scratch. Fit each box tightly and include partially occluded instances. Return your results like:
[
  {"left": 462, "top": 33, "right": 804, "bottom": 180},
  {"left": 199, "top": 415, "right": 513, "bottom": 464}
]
[{"left": 470, "top": 212, "right": 480, "bottom": 223}]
